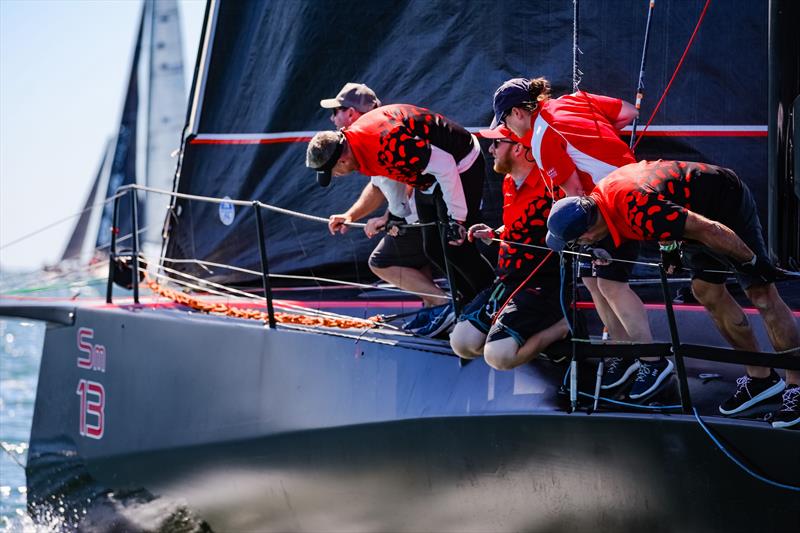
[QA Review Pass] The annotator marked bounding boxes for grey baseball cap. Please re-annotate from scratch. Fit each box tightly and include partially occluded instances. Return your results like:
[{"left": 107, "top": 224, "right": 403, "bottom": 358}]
[{"left": 320, "top": 83, "right": 381, "bottom": 113}]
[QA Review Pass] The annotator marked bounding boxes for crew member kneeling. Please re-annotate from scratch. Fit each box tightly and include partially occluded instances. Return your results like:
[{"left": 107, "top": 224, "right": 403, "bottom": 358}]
[
  {"left": 450, "top": 126, "right": 569, "bottom": 369},
  {"left": 546, "top": 159, "right": 800, "bottom": 428}
]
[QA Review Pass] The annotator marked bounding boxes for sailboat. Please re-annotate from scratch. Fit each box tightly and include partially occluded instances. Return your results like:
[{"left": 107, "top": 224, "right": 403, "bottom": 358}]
[{"left": 2, "top": 1, "right": 799, "bottom": 531}]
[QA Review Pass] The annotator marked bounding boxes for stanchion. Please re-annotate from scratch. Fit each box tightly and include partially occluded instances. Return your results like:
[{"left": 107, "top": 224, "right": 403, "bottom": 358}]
[
  {"left": 659, "top": 265, "right": 692, "bottom": 413},
  {"left": 131, "top": 188, "right": 140, "bottom": 304},
  {"left": 105, "top": 194, "right": 121, "bottom": 304},
  {"left": 253, "top": 202, "right": 277, "bottom": 329}
]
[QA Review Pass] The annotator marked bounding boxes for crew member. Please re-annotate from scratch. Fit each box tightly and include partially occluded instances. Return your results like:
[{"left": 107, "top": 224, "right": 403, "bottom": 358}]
[
  {"left": 489, "top": 77, "right": 667, "bottom": 399},
  {"left": 545, "top": 159, "right": 800, "bottom": 427},
  {"left": 450, "top": 126, "right": 569, "bottom": 368},
  {"left": 306, "top": 104, "right": 495, "bottom": 332},
  {"left": 319, "top": 83, "right": 450, "bottom": 335}
]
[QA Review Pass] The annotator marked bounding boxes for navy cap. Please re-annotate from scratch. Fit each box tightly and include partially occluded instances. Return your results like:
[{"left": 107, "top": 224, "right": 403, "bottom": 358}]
[
  {"left": 490, "top": 78, "right": 533, "bottom": 129},
  {"left": 306, "top": 131, "right": 345, "bottom": 187},
  {"left": 545, "top": 196, "right": 598, "bottom": 251}
]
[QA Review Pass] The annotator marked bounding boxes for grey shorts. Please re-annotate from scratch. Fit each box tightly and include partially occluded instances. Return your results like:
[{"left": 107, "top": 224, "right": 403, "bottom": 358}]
[{"left": 368, "top": 227, "right": 430, "bottom": 270}]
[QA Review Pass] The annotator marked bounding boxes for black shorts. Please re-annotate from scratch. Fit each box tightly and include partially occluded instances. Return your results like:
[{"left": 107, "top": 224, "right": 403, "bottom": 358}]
[
  {"left": 368, "top": 227, "right": 429, "bottom": 270},
  {"left": 682, "top": 174, "right": 771, "bottom": 290},
  {"left": 578, "top": 237, "right": 639, "bottom": 283},
  {"left": 458, "top": 279, "right": 565, "bottom": 346}
]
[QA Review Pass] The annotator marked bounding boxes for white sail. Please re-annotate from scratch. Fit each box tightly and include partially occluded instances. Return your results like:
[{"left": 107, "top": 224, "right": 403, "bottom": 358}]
[{"left": 143, "top": 0, "right": 186, "bottom": 252}]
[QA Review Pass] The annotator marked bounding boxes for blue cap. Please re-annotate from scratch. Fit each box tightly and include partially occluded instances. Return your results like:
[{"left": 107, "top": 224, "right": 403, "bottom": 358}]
[
  {"left": 545, "top": 197, "right": 598, "bottom": 251},
  {"left": 490, "top": 78, "right": 533, "bottom": 129}
]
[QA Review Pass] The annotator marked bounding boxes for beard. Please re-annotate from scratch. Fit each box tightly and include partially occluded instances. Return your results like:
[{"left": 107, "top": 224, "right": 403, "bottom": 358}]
[{"left": 493, "top": 154, "right": 512, "bottom": 175}]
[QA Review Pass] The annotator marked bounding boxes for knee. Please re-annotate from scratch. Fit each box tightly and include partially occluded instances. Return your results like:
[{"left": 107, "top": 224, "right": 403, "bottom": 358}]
[
  {"left": 691, "top": 280, "right": 725, "bottom": 308},
  {"left": 369, "top": 263, "right": 385, "bottom": 278},
  {"left": 449, "top": 322, "right": 483, "bottom": 359},
  {"left": 596, "top": 278, "right": 631, "bottom": 300},
  {"left": 484, "top": 342, "right": 519, "bottom": 371},
  {"left": 744, "top": 285, "right": 777, "bottom": 313}
]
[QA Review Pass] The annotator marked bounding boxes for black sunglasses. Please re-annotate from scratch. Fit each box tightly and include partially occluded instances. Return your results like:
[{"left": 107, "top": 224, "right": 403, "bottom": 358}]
[
  {"left": 491, "top": 139, "right": 516, "bottom": 148},
  {"left": 331, "top": 107, "right": 351, "bottom": 117}
]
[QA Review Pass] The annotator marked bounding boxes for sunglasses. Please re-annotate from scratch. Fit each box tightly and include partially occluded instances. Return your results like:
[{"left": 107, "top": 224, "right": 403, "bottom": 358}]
[
  {"left": 331, "top": 107, "right": 351, "bottom": 117},
  {"left": 491, "top": 139, "right": 516, "bottom": 148}
]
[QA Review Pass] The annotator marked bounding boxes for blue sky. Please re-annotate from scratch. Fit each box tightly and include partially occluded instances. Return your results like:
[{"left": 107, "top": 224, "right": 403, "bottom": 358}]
[{"left": 0, "top": 0, "right": 205, "bottom": 271}]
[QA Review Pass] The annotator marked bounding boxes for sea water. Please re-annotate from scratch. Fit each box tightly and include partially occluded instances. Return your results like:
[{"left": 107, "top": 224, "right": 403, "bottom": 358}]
[{"left": 0, "top": 318, "right": 45, "bottom": 532}]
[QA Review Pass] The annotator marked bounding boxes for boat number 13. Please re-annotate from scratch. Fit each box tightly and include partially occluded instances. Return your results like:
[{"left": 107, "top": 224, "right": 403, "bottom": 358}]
[{"left": 76, "top": 379, "right": 105, "bottom": 439}]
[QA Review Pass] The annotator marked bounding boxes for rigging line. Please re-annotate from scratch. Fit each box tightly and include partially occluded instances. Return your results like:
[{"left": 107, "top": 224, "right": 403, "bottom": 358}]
[
  {"left": 160, "top": 256, "right": 452, "bottom": 301},
  {"left": 0, "top": 190, "right": 127, "bottom": 251},
  {"left": 632, "top": 0, "right": 711, "bottom": 151},
  {"left": 151, "top": 263, "right": 398, "bottom": 325},
  {"left": 0, "top": 442, "right": 26, "bottom": 469},
  {"left": 571, "top": 0, "right": 581, "bottom": 92},
  {"left": 121, "top": 183, "right": 436, "bottom": 230},
  {"left": 490, "top": 236, "right": 738, "bottom": 275},
  {"left": 491, "top": 251, "right": 554, "bottom": 325},
  {"left": 0, "top": 258, "right": 111, "bottom": 294},
  {"left": 692, "top": 407, "right": 800, "bottom": 492},
  {"left": 629, "top": 0, "right": 657, "bottom": 149}
]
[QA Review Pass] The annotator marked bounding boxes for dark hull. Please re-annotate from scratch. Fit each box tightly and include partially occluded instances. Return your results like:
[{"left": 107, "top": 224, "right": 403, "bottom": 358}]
[{"left": 5, "top": 300, "right": 799, "bottom": 531}]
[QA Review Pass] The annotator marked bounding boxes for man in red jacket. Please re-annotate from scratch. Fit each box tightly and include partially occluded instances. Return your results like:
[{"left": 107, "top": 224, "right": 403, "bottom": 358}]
[
  {"left": 489, "top": 77, "right": 665, "bottom": 399},
  {"left": 306, "top": 104, "right": 495, "bottom": 318},
  {"left": 545, "top": 159, "right": 800, "bottom": 428},
  {"left": 449, "top": 125, "right": 569, "bottom": 368}
]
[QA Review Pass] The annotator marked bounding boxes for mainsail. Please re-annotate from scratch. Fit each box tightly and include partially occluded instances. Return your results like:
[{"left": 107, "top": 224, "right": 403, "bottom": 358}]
[{"left": 164, "top": 0, "right": 769, "bottom": 287}]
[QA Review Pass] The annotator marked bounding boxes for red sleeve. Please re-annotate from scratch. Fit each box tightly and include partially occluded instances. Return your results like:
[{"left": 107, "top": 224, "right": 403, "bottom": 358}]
[
  {"left": 583, "top": 92, "right": 623, "bottom": 123},
  {"left": 536, "top": 127, "right": 577, "bottom": 188}
]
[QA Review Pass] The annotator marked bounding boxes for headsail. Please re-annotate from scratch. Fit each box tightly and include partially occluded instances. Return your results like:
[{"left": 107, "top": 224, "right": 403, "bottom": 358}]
[
  {"left": 60, "top": 139, "right": 111, "bottom": 263},
  {"left": 165, "top": 0, "right": 768, "bottom": 286},
  {"left": 95, "top": 6, "right": 145, "bottom": 251}
]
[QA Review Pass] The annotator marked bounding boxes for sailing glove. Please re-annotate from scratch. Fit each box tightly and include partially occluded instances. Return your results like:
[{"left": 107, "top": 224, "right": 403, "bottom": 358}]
[
  {"left": 446, "top": 219, "right": 467, "bottom": 246},
  {"left": 736, "top": 255, "right": 778, "bottom": 284},
  {"left": 659, "top": 241, "right": 683, "bottom": 274}
]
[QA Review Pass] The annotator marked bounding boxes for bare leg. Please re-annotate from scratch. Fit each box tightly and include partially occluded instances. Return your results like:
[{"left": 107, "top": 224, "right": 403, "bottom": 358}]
[
  {"left": 744, "top": 283, "right": 800, "bottom": 384},
  {"left": 449, "top": 320, "right": 486, "bottom": 359},
  {"left": 483, "top": 319, "right": 569, "bottom": 370},
  {"left": 370, "top": 264, "right": 448, "bottom": 307},
  {"left": 692, "top": 279, "right": 767, "bottom": 378},
  {"left": 583, "top": 277, "right": 631, "bottom": 341},
  {"left": 597, "top": 278, "right": 655, "bottom": 360}
]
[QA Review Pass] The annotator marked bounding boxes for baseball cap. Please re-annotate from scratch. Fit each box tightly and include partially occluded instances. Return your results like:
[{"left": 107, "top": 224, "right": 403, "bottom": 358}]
[
  {"left": 320, "top": 83, "right": 381, "bottom": 113},
  {"left": 478, "top": 124, "right": 532, "bottom": 147},
  {"left": 490, "top": 78, "right": 534, "bottom": 129},
  {"left": 545, "top": 196, "right": 598, "bottom": 251},
  {"left": 306, "top": 131, "right": 345, "bottom": 187}
]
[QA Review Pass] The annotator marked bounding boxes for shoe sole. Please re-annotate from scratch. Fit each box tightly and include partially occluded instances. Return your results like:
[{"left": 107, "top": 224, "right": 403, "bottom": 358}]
[
  {"left": 420, "top": 311, "right": 456, "bottom": 338},
  {"left": 629, "top": 359, "right": 674, "bottom": 400},
  {"left": 772, "top": 416, "right": 800, "bottom": 429},
  {"left": 718, "top": 379, "right": 786, "bottom": 415},
  {"left": 600, "top": 360, "right": 641, "bottom": 390}
]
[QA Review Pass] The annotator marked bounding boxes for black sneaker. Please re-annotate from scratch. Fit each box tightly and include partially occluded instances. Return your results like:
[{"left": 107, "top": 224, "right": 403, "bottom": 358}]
[
  {"left": 415, "top": 304, "right": 456, "bottom": 338},
  {"left": 771, "top": 385, "right": 800, "bottom": 429},
  {"left": 718, "top": 370, "right": 785, "bottom": 415},
  {"left": 600, "top": 357, "right": 640, "bottom": 389},
  {"left": 628, "top": 358, "right": 674, "bottom": 399}
]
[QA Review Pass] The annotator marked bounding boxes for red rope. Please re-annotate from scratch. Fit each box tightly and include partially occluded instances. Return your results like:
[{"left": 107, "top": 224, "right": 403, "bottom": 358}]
[
  {"left": 491, "top": 250, "right": 554, "bottom": 325},
  {"left": 632, "top": 0, "right": 712, "bottom": 152}
]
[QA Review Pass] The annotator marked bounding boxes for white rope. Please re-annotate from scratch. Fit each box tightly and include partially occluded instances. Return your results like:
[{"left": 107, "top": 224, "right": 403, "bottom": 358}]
[{"left": 160, "top": 257, "right": 451, "bottom": 301}]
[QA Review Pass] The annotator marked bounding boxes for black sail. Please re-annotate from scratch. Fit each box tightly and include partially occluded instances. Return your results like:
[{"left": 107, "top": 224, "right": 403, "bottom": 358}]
[
  {"left": 165, "top": 0, "right": 768, "bottom": 285},
  {"left": 95, "top": 7, "right": 145, "bottom": 250}
]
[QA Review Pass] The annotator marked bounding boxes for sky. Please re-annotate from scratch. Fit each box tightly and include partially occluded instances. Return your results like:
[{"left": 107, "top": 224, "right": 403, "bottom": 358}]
[{"left": 0, "top": 0, "right": 206, "bottom": 271}]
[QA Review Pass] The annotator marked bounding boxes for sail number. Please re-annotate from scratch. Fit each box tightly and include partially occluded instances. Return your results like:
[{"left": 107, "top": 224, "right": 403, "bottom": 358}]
[{"left": 76, "top": 327, "right": 106, "bottom": 439}]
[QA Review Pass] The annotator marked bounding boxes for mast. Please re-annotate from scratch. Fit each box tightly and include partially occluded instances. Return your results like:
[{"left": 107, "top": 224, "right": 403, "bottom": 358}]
[{"left": 768, "top": 0, "right": 800, "bottom": 269}]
